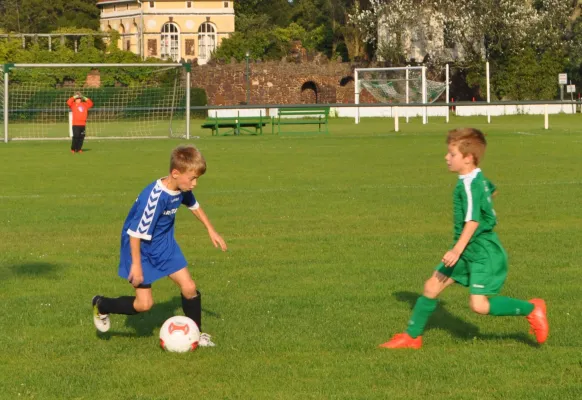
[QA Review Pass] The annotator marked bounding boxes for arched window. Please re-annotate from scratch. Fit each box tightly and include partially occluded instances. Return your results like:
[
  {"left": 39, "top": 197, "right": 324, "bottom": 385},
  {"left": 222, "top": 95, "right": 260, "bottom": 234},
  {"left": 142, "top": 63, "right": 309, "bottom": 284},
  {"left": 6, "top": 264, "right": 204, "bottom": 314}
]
[
  {"left": 161, "top": 22, "right": 180, "bottom": 61},
  {"left": 198, "top": 22, "right": 216, "bottom": 63}
]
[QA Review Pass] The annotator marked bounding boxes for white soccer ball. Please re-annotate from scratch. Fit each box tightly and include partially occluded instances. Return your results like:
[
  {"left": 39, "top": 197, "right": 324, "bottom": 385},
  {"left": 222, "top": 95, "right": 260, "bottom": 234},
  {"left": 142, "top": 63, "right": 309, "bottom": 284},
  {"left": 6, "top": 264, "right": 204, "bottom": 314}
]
[{"left": 159, "top": 316, "right": 200, "bottom": 353}]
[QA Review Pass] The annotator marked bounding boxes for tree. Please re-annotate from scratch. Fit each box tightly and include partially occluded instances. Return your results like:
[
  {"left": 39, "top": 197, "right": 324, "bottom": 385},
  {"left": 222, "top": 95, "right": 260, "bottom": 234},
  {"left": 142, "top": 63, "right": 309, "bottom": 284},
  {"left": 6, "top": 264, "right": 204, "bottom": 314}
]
[
  {"left": 0, "top": 0, "right": 99, "bottom": 33},
  {"left": 348, "top": 0, "right": 577, "bottom": 99}
]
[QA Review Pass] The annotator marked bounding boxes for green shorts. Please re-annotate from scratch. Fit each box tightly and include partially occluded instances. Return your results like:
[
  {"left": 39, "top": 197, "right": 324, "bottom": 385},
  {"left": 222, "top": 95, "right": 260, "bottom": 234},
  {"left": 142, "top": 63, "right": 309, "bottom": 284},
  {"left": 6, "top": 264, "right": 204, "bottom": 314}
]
[{"left": 436, "top": 233, "right": 508, "bottom": 295}]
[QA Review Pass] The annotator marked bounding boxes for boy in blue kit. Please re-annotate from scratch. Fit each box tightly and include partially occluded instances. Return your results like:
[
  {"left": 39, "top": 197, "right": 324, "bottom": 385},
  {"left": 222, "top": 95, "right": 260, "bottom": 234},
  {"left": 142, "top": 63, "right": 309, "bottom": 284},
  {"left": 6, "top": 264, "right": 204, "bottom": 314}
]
[
  {"left": 92, "top": 145, "right": 227, "bottom": 347},
  {"left": 379, "top": 128, "right": 549, "bottom": 349}
]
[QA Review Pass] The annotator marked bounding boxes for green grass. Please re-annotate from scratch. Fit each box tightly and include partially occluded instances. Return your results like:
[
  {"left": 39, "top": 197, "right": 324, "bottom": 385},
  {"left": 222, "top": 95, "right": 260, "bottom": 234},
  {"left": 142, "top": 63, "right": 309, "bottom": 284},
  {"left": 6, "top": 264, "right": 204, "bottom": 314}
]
[{"left": 0, "top": 115, "right": 581, "bottom": 400}]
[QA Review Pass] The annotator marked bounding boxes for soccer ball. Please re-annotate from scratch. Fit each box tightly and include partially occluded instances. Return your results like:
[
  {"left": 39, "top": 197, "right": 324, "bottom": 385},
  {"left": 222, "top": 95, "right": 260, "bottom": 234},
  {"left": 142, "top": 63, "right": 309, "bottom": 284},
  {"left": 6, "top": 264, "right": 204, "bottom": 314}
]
[{"left": 159, "top": 316, "right": 200, "bottom": 353}]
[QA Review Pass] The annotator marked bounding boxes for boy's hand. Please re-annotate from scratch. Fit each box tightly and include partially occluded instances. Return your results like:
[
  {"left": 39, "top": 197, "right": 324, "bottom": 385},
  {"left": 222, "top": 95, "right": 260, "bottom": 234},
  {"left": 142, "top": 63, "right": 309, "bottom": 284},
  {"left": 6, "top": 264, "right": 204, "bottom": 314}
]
[
  {"left": 442, "top": 250, "right": 460, "bottom": 267},
  {"left": 128, "top": 263, "right": 144, "bottom": 287},
  {"left": 208, "top": 229, "right": 227, "bottom": 252}
]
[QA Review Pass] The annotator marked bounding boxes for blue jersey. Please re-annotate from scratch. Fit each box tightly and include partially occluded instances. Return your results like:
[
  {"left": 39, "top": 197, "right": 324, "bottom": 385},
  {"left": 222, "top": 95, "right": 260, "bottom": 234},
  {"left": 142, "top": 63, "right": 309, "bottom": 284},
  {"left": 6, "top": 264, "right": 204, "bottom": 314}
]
[{"left": 118, "top": 179, "right": 199, "bottom": 284}]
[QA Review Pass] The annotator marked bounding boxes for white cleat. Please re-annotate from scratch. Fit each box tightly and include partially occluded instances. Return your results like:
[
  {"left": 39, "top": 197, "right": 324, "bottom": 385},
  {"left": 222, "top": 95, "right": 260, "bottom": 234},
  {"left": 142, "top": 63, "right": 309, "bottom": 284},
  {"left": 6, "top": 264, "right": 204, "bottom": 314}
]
[
  {"left": 92, "top": 295, "right": 111, "bottom": 333},
  {"left": 198, "top": 333, "right": 216, "bottom": 347}
]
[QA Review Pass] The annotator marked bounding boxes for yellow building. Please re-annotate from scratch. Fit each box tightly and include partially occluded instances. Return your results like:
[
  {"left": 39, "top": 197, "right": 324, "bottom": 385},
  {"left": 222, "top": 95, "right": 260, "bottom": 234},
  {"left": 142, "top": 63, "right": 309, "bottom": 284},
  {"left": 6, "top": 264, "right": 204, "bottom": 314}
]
[{"left": 97, "top": 0, "right": 234, "bottom": 64}]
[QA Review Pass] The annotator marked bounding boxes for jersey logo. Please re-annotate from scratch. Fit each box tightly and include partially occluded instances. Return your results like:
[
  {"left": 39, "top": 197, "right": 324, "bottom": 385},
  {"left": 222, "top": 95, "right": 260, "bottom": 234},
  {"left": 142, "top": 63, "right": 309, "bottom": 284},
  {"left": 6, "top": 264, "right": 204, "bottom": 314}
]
[
  {"left": 137, "top": 185, "right": 162, "bottom": 234},
  {"left": 77, "top": 106, "right": 84, "bottom": 112}
]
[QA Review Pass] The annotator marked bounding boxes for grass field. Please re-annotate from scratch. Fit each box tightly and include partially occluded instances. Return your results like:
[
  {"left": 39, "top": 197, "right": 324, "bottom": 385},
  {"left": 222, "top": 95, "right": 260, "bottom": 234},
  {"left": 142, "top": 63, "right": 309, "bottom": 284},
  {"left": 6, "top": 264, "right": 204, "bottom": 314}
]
[{"left": 0, "top": 115, "right": 581, "bottom": 400}]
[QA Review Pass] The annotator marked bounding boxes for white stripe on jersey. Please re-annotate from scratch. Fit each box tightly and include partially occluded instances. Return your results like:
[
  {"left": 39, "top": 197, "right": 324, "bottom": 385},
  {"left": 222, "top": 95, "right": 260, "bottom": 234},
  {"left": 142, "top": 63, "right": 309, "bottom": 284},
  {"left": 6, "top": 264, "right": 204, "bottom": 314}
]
[
  {"left": 460, "top": 168, "right": 480, "bottom": 222},
  {"left": 132, "top": 183, "right": 163, "bottom": 240}
]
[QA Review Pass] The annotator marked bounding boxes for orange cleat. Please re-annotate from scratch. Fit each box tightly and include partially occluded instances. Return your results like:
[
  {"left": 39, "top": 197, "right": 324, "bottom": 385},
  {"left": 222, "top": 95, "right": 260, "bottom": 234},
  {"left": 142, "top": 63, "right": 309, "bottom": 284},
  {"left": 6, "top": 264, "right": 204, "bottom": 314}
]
[
  {"left": 78, "top": 150, "right": 83, "bottom": 153},
  {"left": 71, "top": 150, "right": 75, "bottom": 154},
  {"left": 526, "top": 298, "right": 549, "bottom": 344},
  {"left": 379, "top": 333, "right": 422, "bottom": 349}
]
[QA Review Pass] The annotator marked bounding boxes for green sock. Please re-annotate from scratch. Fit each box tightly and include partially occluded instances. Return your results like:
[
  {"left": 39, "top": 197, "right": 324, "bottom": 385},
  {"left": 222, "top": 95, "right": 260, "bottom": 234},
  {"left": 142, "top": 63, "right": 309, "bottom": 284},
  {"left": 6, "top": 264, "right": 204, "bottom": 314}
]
[
  {"left": 488, "top": 296, "right": 534, "bottom": 316},
  {"left": 405, "top": 296, "right": 438, "bottom": 338}
]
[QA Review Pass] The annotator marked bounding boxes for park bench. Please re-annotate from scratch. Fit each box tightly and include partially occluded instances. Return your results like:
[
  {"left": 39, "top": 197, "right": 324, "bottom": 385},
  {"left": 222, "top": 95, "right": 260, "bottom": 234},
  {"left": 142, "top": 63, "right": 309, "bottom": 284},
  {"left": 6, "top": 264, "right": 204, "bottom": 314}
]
[
  {"left": 274, "top": 107, "right": 330, "bottom": 134},
  {"left": 201, "top": 112, "right": 268, "bottom": 136}
]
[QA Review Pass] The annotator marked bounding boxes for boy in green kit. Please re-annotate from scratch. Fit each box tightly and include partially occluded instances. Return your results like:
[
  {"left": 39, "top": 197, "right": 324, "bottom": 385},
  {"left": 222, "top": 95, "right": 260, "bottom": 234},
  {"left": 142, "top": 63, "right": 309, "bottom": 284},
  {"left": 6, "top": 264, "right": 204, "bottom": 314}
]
[{"left": 380, "top": 128, "right": 549, "bottom": 349}]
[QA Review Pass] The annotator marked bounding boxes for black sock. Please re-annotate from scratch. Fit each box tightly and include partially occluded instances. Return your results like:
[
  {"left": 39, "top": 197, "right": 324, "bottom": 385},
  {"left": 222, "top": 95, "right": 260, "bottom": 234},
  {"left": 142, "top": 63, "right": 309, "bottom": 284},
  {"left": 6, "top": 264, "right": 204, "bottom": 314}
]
[
  {"left": 98, "top": 296, "right": 138, "bottom": 315},
  {"left": 182, "top": 291, "right": 202, "bottom": 331}
]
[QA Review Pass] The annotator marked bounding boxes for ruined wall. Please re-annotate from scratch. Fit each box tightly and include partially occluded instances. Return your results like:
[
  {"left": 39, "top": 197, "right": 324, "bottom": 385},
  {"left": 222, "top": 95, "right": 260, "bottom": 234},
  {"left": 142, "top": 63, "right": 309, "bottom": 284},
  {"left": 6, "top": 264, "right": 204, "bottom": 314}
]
[{"left": 190, "top": 58, "right": 377, "bottom": 106}]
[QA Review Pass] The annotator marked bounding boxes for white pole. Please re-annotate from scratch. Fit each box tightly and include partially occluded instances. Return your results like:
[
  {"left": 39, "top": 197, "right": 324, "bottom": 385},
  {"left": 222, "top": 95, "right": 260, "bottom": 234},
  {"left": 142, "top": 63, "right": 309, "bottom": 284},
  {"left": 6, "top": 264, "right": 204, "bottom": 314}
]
[
  {"left": 445, "top": 64, "right": 449, "bottom": 124},
  {"left": 486, "top": 61, "right": 491, "bottom": 124},
  {"left": 405, "top": 67, "right": 410, "bottom": 123},
  {"left": 544, "top": 104, "right": 549, "bottom": 130},
  {"left": 355, "top": 69, "right": 360, "bottom": 124},
  {"left": 69, "top": 112, "right": 73, "bottom": 138},
  {"left": 422, "top": 66, "right": 427, "bottom": 124},
  {"left": 3, "top": 71, "right": 8, "bottom": 143},
  {"left": 394, "top": 107, "right": 399, "bottom": 132},
  {"left": 186, "top": 69, "right": 191, "bottom": 140}
]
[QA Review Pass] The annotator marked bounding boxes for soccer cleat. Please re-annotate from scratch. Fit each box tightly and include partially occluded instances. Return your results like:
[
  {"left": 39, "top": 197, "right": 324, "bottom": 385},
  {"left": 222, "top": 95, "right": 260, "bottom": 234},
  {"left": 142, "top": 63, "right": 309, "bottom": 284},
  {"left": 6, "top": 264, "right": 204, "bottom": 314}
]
[
  {"left": 379, "top": 333, "right": 422, "bottom": 349},
  {"left": 71, "top": 150, "right": 75, "bottom": 154},
  {"left": 198, "top": 333, "right": 216, "bottom": 347},
  {"left": 78, "top": 150, "right": 83, "bottom": 153},
  {"left": 526, "top": 298, "right": 548, "bottom": 344},
  {"left": 92, "top": 295, "right": 111, "bottom": 333}
]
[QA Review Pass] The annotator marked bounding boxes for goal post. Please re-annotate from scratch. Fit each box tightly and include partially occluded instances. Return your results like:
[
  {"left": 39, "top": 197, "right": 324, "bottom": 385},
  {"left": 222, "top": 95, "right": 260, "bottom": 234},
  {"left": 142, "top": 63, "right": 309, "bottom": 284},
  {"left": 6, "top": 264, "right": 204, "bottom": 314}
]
[
  {"left": 2, "top": 63, "right": 191, "bottom": 143},
  {"left": 354, "top": 66, "right": 446, "bottom": 124}
]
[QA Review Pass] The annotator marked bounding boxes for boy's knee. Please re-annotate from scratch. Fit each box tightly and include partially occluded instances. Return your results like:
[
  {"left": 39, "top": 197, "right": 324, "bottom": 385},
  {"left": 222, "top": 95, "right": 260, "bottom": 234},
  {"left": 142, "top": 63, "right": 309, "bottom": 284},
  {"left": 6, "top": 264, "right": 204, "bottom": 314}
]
[
  {"left": 134, "top": 298, "right": 154, "bottom": 312},
  {"left": 180, "top": 281, "right": 197, "bottom": 299},
  {"left": 423, "top": 278, "right": 440, "bottom": 299},
  {"left": 469, "top": 297, "right": 489, "bottom": 315}
]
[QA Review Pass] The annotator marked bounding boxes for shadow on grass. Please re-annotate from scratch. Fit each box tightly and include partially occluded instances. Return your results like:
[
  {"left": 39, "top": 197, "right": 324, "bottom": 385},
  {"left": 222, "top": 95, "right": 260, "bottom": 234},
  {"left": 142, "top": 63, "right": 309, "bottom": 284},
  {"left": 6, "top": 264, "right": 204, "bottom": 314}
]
[
  {"left": 96, "top": 295, "right": 222, "bottom": 340},
  {"left": 9, "top": 262, "right": 59, "bottom": 278},
  {"left": 394, "top": 291, "right": 538, "bottom": 346}
]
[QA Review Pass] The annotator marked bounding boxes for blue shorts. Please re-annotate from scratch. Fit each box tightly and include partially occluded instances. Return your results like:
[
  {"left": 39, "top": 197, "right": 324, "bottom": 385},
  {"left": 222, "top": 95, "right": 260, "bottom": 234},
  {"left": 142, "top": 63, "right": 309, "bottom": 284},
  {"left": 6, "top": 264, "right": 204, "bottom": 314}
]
[{"left": 118, "top": 236, "right": 188, "bottom": 285}]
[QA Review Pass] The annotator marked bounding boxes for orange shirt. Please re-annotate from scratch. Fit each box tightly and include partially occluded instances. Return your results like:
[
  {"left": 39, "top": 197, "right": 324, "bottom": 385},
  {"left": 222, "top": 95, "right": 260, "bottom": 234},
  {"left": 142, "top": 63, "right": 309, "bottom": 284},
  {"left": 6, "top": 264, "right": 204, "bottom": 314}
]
[{"left": 67, "top": 97, "right": 94, "bottom": 126}]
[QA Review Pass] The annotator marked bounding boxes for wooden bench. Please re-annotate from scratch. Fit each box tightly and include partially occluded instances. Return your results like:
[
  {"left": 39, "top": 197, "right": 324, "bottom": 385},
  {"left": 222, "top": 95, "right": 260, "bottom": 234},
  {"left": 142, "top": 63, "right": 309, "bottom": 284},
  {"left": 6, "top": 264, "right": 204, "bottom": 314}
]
[
  {"left": 201, "top": 112, "right": 268, "bottom": 136},
  {"left": 274, "top": 107, "right": 330, "bottom": 134}
]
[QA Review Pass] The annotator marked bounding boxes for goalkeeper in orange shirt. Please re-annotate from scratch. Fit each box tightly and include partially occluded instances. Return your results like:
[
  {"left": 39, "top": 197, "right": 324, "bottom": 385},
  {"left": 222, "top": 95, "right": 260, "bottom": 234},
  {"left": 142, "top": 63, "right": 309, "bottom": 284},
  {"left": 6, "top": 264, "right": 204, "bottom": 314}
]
[{"left": 66, "top": 92, "right": 94, "bottom": 153}]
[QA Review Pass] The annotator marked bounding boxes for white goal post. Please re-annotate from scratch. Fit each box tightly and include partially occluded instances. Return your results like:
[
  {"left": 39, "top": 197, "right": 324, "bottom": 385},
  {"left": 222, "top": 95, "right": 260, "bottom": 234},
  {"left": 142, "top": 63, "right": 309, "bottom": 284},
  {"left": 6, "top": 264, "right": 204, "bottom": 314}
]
[
  {"left": 2, "top": 63, "right": 192, "bottom": 143},
  {"left": 354, "top": 66, "right": 448, "bottom": 124}
]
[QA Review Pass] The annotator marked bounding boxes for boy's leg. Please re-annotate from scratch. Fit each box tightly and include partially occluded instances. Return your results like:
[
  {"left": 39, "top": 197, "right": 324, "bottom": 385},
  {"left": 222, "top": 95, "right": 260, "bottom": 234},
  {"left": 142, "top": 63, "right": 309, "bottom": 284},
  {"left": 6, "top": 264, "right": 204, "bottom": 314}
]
[
  {"left": 92, "top": 286, "right": 153, "bottom": 332},
  {"left": 468, "top": 246, "right": 548, "bottom": 344},
  {"left": 78, "top": 126, "right": 86, "bottom": 151},
  {"left": 380, "top": 271, "right": 456, "bottom": 349},
  {"left": 168, "top": 267, "right": 215, "bottom": 347}
]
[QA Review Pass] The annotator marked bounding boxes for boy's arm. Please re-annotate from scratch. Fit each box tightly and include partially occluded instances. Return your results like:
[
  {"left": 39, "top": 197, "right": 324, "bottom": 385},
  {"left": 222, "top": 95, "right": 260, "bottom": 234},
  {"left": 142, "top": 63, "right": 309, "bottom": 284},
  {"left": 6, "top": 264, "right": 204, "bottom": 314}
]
[
  {"left": 442, "top": 221, "right": 479, "bottom": 267},
  {"left": 190, "top": 206, "right": 227, "bottom": 251},
  {"left": 66, "top": 97, "right": 75, "bottom": 107},
  {"left": 128, "top": 236, "right": 144, "bottom": 287},
  {"left": 85, "top": 98, "right": 94, "bottom": 108}
]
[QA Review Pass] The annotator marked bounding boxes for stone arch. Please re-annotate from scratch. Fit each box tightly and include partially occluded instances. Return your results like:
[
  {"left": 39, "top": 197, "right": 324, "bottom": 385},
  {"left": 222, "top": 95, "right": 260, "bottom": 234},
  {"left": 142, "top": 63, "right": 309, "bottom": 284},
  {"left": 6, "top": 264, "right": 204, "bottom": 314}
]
[
  {"left": 339, "top": 76, "right": 354, "bottom": 86},
  {"left": 300, "top": 81, "right": 319, "bottom": 104}
]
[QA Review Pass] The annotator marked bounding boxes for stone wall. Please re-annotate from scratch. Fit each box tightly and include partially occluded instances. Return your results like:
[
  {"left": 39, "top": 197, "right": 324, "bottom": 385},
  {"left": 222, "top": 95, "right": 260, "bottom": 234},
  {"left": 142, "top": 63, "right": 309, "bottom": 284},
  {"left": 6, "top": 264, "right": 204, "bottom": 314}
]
[{"left": 190, "top": 58, "right": 377, "bottom": 106}]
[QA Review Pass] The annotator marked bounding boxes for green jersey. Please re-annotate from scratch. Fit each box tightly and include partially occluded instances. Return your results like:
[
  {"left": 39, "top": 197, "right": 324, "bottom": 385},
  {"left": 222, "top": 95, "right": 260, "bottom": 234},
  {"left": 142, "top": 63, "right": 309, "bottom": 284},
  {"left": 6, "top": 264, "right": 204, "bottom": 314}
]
[{"left": 452, "top": 168, "right": 497, "bottom": 243}]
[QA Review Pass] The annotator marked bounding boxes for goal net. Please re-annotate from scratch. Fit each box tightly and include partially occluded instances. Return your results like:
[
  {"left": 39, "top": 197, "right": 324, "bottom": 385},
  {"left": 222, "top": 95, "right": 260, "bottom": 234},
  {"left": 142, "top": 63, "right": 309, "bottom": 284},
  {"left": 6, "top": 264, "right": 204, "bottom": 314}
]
[
  {"left": 356, "top": 67, "right": 446, "bottom": 104},
  {"left": 2, "top": 63, "right": 191, "bottom": 142}
]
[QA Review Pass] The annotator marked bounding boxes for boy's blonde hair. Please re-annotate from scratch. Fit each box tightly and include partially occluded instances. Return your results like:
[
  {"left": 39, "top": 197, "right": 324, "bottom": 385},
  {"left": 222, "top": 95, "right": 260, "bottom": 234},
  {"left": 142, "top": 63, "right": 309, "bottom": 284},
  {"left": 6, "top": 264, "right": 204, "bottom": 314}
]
[
  {"left": 170, "top": 145, "right": 206, "bottom": 175},
  {"left": 447, "top": 128, "right": 487, "bottom": 166}
]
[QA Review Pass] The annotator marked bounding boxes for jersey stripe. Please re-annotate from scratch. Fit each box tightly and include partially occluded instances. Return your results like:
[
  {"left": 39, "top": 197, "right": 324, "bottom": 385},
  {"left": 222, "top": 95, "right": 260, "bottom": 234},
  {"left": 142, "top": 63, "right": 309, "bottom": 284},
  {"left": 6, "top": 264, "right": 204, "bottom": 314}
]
[
  {"left": 129, "top": 183, "right": 163, "bottom": 240},
  {"left": 463, "top": 176, "right": 474, "bottom": 222}
]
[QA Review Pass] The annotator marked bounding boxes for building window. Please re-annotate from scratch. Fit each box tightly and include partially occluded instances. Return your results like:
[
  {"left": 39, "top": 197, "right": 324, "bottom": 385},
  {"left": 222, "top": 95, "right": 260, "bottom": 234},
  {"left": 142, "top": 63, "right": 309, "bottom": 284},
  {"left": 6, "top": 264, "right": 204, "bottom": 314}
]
[
  {"left": 187, "top": 1, "right": 192, "bottom": 8},
  {"left": 185, "top": 39, "right": 195, "bottom": 56},
  {"left": 148, "top": 39, "right": 157, "bottom": 56},
  {"left": 224, "top": 1, "right": 229, "bottom": 7},
  {"left": 149, "top": 1, "right": 154, "bottom": 8},
  {"left": 161, "top": 22, "right": 180, "bottom": 61},
  {"left": 113, "top": 5, "right": 116, "bottom": 11},
  {"left": 198, "top": 22, "right": 216, "bottom": 61}
]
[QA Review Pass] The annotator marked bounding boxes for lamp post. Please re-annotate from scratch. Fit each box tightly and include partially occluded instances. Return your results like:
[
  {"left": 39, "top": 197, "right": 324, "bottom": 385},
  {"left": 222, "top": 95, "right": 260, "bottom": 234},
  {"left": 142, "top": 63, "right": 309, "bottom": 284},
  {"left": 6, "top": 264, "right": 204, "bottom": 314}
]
[{"left": 245, "top": 50, "right": 250, "bottom": 104}]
